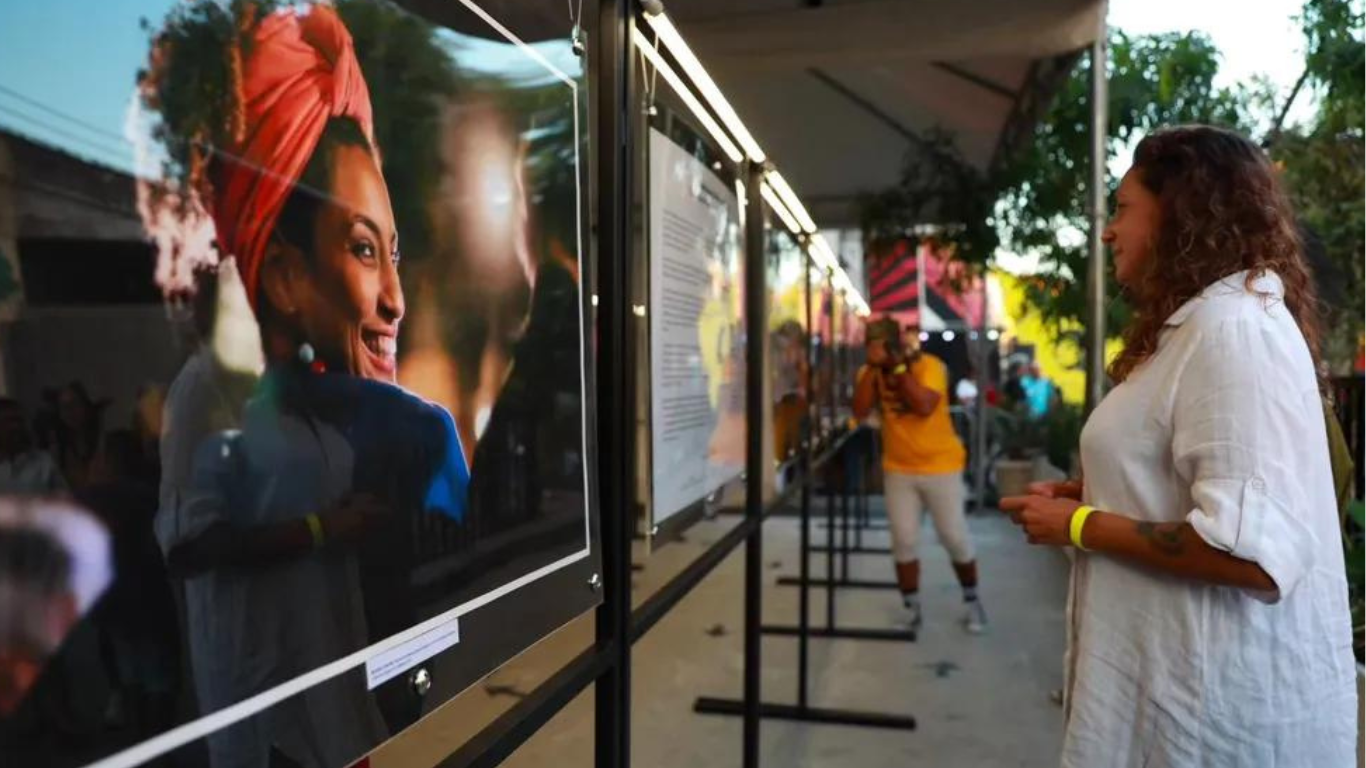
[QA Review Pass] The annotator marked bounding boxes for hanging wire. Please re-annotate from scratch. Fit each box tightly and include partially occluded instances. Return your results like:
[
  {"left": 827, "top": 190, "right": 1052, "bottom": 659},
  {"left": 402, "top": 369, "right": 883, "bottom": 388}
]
[
  {"left": 568, "top": 0, "right": 586, "bottom": 56},
  {"left": 641, "top": 27, "right": 661, "bottom": 117}
]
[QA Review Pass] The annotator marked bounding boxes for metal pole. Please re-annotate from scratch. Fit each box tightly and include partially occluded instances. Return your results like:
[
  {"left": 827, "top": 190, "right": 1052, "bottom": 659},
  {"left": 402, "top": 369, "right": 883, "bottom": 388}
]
[
  {"left": 1084, "top": 11, "right": 1109, "bottom": 415},
  {"left": 797, "top": 243, "right": 814, "bottom": 712},
  {"left": 840, "top": 455, "right": 850, "bottom": 582},
  {"left": 742, "top": 160, "right": 767, "bottom": 768},
  {"left": 837, "top": 297, "right": 851, "bottom": 582},
  {"left": 972, "top": 286, "right": 990, "bottom": 513},
  {"left": 594, "top": 0, "right": 633, "bottom": 766},
  {"left": 824, "top": 273, "right": 836, "bottom": 631}
]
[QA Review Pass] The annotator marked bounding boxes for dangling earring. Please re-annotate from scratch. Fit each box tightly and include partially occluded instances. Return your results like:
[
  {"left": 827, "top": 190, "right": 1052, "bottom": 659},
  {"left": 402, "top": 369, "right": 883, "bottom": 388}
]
[{"left": 298, "top": 342, "right": 326, "bottom": 374}]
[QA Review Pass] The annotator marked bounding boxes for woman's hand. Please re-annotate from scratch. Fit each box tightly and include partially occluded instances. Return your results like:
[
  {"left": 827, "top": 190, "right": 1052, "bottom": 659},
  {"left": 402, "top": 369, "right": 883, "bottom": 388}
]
[
  {"left": 1026, "top": 479, "right": 1084, "bottom": 501},
  {"left": 322, "top": 493, "right": 387, "bottom": 542},
  {"left": 1000, "top": 494, "right": 1083, "bottom": 547}
]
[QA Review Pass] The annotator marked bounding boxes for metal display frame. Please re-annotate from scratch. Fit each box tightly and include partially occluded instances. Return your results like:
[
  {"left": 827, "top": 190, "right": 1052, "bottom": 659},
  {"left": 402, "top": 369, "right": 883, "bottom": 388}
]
[
  {"left": 6, "top": 0, "right": 1108, "bottom": 763},
  {"left": 411, "top": 0, "right": 1127, "bottom": 758},
  {"left": 425, "top": 0, "right": 919, "bottom": 761}
]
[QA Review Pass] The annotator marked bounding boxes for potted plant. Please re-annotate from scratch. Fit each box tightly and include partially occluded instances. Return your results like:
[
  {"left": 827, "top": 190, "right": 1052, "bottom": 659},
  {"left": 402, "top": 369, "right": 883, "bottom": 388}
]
[
  {"left": 993, "top": 406, "right": 1044, "bottom": 498},
  {"left": 1043, "top": 403, "right": 1084, "bottom": 477}
]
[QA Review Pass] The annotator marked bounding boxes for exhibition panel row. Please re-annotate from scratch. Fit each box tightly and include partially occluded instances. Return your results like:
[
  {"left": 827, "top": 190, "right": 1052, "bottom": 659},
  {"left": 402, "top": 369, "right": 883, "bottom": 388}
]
[{"left": 0, "top": 1, "right": 870, "bottom": 766}]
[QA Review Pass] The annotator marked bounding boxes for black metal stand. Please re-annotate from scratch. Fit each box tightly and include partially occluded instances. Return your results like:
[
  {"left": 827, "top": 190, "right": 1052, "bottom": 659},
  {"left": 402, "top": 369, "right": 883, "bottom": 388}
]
[
  {"left": 739, "top": 159, "right": 766, "bottom": 768},
  {"left": 774, "top": 576, "right": 900, "bottom": 591},
  {"left": 767, "top": 429, "right": 906, "bottom": 634},
  {"left": 692, "top": 698, "right": 917, "bottom": 729},
  {"left": 757, "top": 625, "right": 915, "bottom": 642},
  {"left": 809, "top": 545, "right": 892, "bottom": 555},
  {"left": 779, "top": 430, "right": 900, "bottom": 591},
  {"left": 820, "top": 520, "right": 889, "bottom": 531},
  {"left": 593, "top": 3, "right": 633, "bottom": 764},
  {"left": 695, "top": 436, "right": 916, "bottom": 728},
  {"left": 430, "top": 3, "right": 922, "bottom": 766},
  {"left": 809, "top": 452, "right": 890, "bottom": 554},
  {"left": 695, "top": 287, "right": 917, "bottom": 731}
]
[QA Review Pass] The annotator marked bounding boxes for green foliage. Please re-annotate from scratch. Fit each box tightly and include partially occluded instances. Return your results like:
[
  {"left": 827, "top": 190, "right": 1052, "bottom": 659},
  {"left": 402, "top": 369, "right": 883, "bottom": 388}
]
[
  {"left": 1300, "top": 0, "right": 1366, "bottom": 134},
  {"left": 1268, "top": 0, "right": 1364, "bottom": 373},
  {"left": 137, "top": 0, "right": 257, "bottom": 196},
  {"left": 996, "top": 406, "right": 1046, "bottom": 461},
  {"left": 991, "top": 31, "right": 1252, "bottom": 338},
  {"left": 860, "top": 9, "right": 1364, "bottom": 372},
  {"left": 859, "top": 127, "right": 998, "bottom": 267},
  {"left": 1042, "top": 402, "right": 1084, "bottom": 475}
]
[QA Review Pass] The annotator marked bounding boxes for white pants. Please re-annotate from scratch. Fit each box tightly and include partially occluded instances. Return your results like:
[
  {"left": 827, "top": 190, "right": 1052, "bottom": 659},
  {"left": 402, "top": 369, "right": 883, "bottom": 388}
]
[{"left": 884, "top": 471, "right": 974, "bottom": 564}]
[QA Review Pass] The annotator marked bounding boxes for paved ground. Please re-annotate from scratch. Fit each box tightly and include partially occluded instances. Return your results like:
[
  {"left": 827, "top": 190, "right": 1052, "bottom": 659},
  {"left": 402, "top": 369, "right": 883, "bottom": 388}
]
[{"left": 373, "top": 499, "right": 1071, "bottom": 768}]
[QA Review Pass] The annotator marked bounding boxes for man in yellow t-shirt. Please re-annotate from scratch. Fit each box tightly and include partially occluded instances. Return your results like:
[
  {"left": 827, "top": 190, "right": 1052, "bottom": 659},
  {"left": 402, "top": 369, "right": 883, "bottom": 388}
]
[{"left": 852, "top": 318, "right": 985, "bottom": 635}]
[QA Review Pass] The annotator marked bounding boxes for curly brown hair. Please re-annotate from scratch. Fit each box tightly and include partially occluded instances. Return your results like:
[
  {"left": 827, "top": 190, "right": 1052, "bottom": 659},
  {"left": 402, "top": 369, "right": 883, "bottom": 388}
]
[{"left": 1109, "top": 125, "right": 1323, "bottom": 384}]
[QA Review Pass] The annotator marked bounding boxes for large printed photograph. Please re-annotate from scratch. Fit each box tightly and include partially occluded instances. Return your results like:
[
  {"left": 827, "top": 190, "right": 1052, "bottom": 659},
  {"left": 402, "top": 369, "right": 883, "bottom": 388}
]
[{"left": 0, "top": 0, "right": 592, "bottom": 765}]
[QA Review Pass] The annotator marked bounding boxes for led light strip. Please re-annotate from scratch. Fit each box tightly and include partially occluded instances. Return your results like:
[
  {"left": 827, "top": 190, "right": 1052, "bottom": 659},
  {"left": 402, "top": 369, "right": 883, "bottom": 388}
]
[
  {"left": 808, "top": 234, "right": 871, "bottom": 315},
  {"left": 632, "top": 27, "right": 743, "bottom": 164},
  {"left": 766, "top": 170, "right": 818, "bottom": 234},
  {"left": 640, "top": 10, "right": 766, "bottom": 163},
  {"left": 642, "top": 7, "right": 872, "bottom": 316},
  {"left": 760, "top": 181, "right": 803, "bottom": 236}
]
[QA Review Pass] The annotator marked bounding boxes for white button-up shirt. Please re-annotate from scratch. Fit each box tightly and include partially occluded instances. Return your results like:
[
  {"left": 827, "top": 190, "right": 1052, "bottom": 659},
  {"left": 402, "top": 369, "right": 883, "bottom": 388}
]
[{"left": 1066, "top": 270, "right": 1358, "bottom": 767}]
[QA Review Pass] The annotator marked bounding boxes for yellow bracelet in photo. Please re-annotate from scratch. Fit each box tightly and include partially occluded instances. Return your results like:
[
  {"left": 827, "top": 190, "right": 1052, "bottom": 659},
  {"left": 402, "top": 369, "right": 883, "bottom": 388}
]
[
  {"left": 305, "top": 513, "right": 326, "bottom": 550},
  {"left": 1069, "top": 505, "right": 1097, "bottom": 551}
]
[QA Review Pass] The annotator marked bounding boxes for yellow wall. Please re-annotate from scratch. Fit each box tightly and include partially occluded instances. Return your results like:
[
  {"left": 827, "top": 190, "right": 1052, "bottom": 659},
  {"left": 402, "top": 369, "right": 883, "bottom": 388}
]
[{"left": 995, "top": 271, "right": 1122, "bottom": 405}]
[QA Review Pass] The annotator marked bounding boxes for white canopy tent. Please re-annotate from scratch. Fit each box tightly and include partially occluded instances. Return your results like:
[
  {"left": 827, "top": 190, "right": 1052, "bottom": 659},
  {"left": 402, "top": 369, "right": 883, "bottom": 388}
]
[
  {"left": 426, "top": 0, "right": 1104, "bottom": 227},
  {"left": 667, "top": 0, "right": 1105, "bottom": 226}
]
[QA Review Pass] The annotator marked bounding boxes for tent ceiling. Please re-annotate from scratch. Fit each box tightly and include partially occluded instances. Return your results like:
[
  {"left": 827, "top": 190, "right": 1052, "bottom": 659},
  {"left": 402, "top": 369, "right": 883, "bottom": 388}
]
[
  {"left": 670, "top": 0, "right": 1104, "bottom": 226},
  {"left": 416, "top": 0, "right": 1102, "bottom": 227}
]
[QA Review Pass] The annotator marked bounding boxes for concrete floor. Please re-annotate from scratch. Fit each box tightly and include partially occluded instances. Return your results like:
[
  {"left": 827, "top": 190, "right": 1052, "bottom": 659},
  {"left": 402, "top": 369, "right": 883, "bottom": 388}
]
[{"left": 372, "top": 500, "right": 1071, "bottom": 768}]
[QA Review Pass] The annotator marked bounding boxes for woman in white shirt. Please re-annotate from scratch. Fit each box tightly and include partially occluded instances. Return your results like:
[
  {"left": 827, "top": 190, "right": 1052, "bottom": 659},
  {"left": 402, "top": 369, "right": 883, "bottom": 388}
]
[{"left": 1002, "top": 125, "right": 1357, "bottom": 767}]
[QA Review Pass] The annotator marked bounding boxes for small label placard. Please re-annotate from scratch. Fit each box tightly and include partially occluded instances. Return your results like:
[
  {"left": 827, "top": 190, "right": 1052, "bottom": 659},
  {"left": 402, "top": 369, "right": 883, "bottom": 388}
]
[{"left": 366, "top": 617, "right": 461, "bottom": 690}]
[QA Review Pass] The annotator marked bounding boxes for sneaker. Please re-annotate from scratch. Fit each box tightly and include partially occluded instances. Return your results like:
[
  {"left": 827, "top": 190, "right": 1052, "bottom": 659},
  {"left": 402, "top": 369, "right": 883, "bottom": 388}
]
[
  {"left": 962, "top": 601, "right": 988, "bottom": 635},
  {"left": 904, "top": 602, "right": 923, "bottom": 635}
]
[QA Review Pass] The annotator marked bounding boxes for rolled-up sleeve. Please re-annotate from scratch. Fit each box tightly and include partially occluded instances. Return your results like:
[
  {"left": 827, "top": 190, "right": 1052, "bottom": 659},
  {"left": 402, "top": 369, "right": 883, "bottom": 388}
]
[
  {"left": 1171, "top": 317, "right": 1320, "bottom": 602},
  {"left": 155, "top": 431, "right": 236, "bottom": 557}
]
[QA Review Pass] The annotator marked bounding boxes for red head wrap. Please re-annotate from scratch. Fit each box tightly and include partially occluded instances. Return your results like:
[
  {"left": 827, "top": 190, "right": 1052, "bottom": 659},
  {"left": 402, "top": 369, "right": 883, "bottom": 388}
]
[{"left": 213, "top": 4, "right": 374, "bottom": 311}]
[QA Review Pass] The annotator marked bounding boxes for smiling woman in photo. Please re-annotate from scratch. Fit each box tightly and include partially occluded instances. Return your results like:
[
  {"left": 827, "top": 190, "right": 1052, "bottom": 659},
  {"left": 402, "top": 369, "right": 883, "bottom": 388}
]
[{"left": 139, "top": 4, "right": 468, "bottom": 764}]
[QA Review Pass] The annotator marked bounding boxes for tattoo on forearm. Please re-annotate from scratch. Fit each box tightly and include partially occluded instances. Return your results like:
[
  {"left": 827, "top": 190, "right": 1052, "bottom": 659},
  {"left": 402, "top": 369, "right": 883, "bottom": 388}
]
[{"left": 1135, "top": 521, "right": 1185, "bottom": 557}]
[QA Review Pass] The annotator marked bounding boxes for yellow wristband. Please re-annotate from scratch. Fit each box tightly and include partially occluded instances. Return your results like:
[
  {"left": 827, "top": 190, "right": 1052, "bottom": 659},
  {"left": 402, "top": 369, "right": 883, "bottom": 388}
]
[
  {"left": 892, "top": 364, "right": 907, "bottom": 375},
  {"left": 1069, "top": 505, "right": 1097, "bottom": 551},
  {"left": 305, "top": 513, "right": 325, "bottom": 550}
]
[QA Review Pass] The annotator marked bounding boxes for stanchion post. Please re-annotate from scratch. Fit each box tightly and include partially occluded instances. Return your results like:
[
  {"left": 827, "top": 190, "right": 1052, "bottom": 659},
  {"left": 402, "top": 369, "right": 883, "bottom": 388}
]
[
  {"left": 741, "top": 159, "right": 767, "bottom": 768},
  {"left": 840, "top": 456, "right": 850, "bottom": 583},
  {"left": 972, "top": 326, "right": 990, "bottom": 514},
  {"left": 796, "top": 236, "right": 815, "bottom": 712},
  {"left": 1085, "top": 10, "right": 1109, "bottom": 416},
  {"left": 594, "top": 1, "right": 633, "bottom": 766}
]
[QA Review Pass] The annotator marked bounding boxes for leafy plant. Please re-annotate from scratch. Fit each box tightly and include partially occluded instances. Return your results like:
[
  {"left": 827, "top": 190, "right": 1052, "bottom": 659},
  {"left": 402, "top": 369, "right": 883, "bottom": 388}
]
[
  {"left": 989, "top": 30, "right": 1254, "bottom": 341},
  {"left": 1042, "top": 403, "right": 1084, "bottom": 475},
  {"left": 1266, "top": 0, "right": 1365, "bottom": 375},
  {"left": 860, "top": 127, "right": 998, "bottom": 269},
  {"left": 996, "top": 406, "right": 1046, "bottom": 461}
]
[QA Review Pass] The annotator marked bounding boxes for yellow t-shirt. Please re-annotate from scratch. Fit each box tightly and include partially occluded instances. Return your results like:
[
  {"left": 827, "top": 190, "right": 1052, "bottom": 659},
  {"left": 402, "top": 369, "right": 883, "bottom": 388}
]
[{"left": 867, "top": 354, "right": 966, "bottom": 475}]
